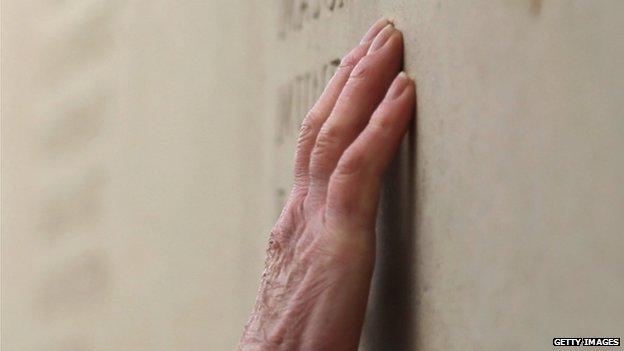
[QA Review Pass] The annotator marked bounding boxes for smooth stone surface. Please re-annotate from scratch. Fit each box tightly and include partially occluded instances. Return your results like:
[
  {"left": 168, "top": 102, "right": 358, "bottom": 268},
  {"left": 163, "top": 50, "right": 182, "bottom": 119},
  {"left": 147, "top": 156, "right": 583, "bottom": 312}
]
[{"left": 2, "top": 1, "right": 623, "bottom": 350}]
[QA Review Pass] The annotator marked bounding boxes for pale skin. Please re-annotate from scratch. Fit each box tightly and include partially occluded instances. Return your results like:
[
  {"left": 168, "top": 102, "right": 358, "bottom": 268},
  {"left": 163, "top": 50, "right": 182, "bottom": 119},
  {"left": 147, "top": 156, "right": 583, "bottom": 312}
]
[{"left": 239, "top": 19, "right": 415, "bottom": 350}]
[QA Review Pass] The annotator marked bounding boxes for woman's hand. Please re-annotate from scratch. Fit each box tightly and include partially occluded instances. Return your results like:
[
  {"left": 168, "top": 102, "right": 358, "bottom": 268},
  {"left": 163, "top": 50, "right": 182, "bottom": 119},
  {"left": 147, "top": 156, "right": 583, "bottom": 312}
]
[{"left": 240, "top": 19, "right": 415, "bottom": 350}]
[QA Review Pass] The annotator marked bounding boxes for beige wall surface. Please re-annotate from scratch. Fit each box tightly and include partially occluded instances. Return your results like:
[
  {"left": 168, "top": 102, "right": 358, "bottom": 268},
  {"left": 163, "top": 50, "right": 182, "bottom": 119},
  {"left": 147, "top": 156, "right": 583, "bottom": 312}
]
[
  {"left": 2, "top": 1, "right": 623, "bottom": 350},
  {"left": 2, "top": 1, "right": 271, "bottom": 350}
]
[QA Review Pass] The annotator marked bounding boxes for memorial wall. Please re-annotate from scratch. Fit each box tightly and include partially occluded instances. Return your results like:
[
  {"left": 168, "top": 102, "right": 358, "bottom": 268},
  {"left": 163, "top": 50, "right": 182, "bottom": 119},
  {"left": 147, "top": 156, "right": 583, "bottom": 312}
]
[{"left": 2, "top": 1, "right": 623, "bottom": 350}]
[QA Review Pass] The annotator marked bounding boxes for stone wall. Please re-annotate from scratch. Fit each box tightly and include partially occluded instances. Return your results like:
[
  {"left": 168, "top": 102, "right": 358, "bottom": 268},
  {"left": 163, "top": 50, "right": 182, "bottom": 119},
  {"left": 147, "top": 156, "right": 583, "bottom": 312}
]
[{"left": 2, "top": 1, "right": 623, "bottom": 350}]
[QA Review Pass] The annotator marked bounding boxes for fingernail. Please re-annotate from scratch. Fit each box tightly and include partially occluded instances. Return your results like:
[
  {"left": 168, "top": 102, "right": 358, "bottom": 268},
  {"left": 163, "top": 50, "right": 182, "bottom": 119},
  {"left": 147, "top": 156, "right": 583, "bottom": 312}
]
[
  {"left": 360, "top": 18, "right": 390, "bottom": 44},
  {"left": 368, "top": 23, "right": 396, "bottom": 53},
  {"left": 386, "top": 72, "right": 411, "bottom": 99}
]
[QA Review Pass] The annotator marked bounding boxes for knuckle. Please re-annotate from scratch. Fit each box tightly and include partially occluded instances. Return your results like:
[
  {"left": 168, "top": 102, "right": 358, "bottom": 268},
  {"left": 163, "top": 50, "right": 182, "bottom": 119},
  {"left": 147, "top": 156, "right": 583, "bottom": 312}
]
[
  {"left": 302, "top": 109, "right": 320, "bottom": 127},
  {"left": 326, "top": 184, "right": 359, "bottom": 223},
  {"left": 313, "top": 124, "right": 342, "bottom": 155},
  {"left": 338, "top": 51, "right": 360, "bottom": 70},
  {"left": 349, "top": 57, "right": 373, "bottom": 80},
  {"left": 334, "top": 149, "right": 366, "bottom": 178},
  {"left": 270, "top": 194, "right": 306, "bottom": 242},
  {"left": 368, "top": 115, "right": 393, "bottom": 135},
  {"left": 308, "top": 126, "right": 340, "bottom": 177},
  {"left": 296, "top": 112, "right": 319, "bottom": 146},
  {"left": 338, "top": 44, "right": 366, "bottom": 70}
]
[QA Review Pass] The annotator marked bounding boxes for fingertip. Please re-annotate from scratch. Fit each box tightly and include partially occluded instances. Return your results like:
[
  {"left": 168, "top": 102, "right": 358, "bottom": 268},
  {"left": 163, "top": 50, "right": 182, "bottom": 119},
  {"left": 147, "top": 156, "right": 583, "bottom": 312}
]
[
  {"left": 394, "top": 31, "right": 406, "bottom": 55},
  {"left": 385, "top": 71, "right": 414, "bottom": 100},
  {"left": 360, "top": 18, "right": 391, "bottom": 44},
  {"left": 367, "top": 24, "right": 394, "bottom": 53},
  {"left": 385, "top": 71, "right": 408, "bottom": 99},
  {"left": 402, "top": 76, "right": 416, "bottom": 101},
  {"left": 368, "top": 29, "right": 404, "bottom": 59}
]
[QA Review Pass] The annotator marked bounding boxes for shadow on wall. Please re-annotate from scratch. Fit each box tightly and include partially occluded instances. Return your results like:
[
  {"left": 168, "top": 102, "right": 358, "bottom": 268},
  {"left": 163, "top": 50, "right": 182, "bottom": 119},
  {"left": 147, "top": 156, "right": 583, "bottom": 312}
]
[{"left": 361, "top": 110, "right": 417, "bottom": 351}]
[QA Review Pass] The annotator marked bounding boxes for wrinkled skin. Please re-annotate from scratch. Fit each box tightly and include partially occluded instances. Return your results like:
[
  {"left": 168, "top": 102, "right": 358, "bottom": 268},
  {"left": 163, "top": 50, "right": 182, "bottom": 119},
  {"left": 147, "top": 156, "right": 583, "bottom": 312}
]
[{"left": 239, "top": 19, "right": 415, "bottom": 351}]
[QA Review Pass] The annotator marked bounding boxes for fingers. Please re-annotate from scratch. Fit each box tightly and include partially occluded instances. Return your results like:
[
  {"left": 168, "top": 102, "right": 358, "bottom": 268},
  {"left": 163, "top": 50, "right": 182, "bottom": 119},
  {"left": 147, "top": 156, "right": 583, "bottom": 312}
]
[
  {"left": 326, "top": 72, "right": 415, "bottom": 229},
  {"left": 292, "top": 18, "right": 389, "bottom": 193},
  {"left": 306, "top": 24, "right": 404, "bottom": 205}
]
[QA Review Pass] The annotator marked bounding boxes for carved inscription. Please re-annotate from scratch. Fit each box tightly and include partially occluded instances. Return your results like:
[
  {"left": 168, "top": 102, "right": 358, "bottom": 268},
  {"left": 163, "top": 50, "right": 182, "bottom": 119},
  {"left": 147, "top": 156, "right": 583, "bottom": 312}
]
[
  {"left": 274, "top": 58, "right": 340, "bottom": 215},
  {"left": 39, "top": 169, "right": 106, "bottom": 241},
  {"left": 36, "top": 253, "right": 111, "bottom": 319},
  {"left": 276, "top": 58, "right": 340, "bottom": 144},
  {"left": 40, "top": 88, "right": 111, "bottom": 154},
  {"left": 278, "top": 0, "right": 351, "bottom": 37},
  {"left": 29, "top": 0, "right": 118, "bottom": 345}
]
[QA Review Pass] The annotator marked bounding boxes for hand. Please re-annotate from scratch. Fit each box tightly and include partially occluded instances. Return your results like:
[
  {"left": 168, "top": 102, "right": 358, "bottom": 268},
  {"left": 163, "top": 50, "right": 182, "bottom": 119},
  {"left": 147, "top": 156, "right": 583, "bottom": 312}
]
[{"left": 240, "top": 19, "right": 415, "bottom": 351}]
